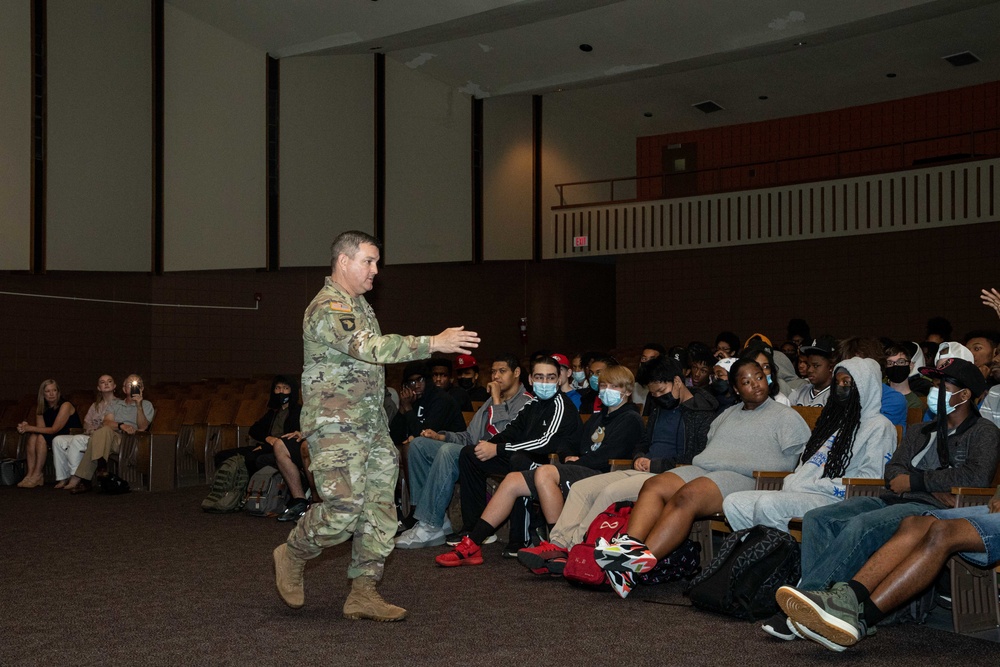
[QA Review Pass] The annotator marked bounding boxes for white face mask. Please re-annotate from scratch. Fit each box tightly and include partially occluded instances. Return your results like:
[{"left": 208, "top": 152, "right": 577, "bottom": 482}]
[
  {"left": 599, "top": 388, "right": 623, "bottom": 408},
  {"left": 927, "top": 386, "right": 966, "bottom": 416}
]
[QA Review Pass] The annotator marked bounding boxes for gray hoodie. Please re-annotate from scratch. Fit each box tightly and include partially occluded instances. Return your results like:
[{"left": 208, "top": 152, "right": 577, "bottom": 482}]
[
  {"left": 782, "top": 357, "right": 896, "bottom": 499},
  {"left": 442, "top": 384, "right": 532, "bottom": 446}
]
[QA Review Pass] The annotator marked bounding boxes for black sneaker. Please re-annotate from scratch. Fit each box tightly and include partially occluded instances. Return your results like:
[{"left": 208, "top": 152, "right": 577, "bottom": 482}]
[
  {"left": 761, "top": 612, "right": 796, "bottom": 641},
  {"left": 502, "top": 542, "right": 527, "bottom": 558},
  {"left": 277, "top": 498, "right": 308, "bottom": 523}
]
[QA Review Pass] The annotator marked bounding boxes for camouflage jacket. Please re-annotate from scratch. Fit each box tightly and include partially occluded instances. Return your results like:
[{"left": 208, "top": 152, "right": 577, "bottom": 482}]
[{"left": 301, "top": 277, "right": 430, "bottom": 435}]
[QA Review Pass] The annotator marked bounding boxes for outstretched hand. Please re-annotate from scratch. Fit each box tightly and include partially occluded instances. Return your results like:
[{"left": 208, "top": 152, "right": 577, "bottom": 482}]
[
  {"left": 982, "top": 288, "right": 1000, "bottom": 319},
  {"left": 431, "top": 326, "right": 480, "bottom": 354}
]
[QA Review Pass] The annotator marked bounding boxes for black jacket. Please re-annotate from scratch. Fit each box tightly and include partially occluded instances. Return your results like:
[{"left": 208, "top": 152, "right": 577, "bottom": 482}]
[
  {"left": 489, "top": 393, "right": 583, "bottom": 464},
  {"left": 574, "top": 403, "right": 644, "bottom": 472},
  {"left": 632, "top": 387, "right": 719, "bottom": 473},
  {"left": 392, "top": 384, "right": 466, "bottom": 442}
]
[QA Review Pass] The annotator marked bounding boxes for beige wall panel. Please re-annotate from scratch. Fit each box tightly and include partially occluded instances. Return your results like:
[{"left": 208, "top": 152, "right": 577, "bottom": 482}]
[
  {"left": 280, "top": 55, "right": 374, "bottom": 267},
  {"left": 0, "top": 0, "right": 32, "bottom": 271},
  {"left": 541, "top": 95, "right": 635, "bottom": 258},
  {"left": 483, "top": 96, "right": 533, "bottom": 261},
  {"left": 164, "top": 5, "right": 265, "bottom": 271},
  {"left": 384, "top": 58, "right": 471, "bottom": 265},
  {"left": 47, "top": 0, "right": 151, "bottom": 271}
]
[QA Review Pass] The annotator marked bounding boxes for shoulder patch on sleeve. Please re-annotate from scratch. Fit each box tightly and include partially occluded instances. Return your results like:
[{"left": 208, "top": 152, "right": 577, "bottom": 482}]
[
  {"left": 338, "top": 315, "right": 356, "bottom": 332},
  {"left": 328, "top": 301, "right": 352, "bottom": 313}
]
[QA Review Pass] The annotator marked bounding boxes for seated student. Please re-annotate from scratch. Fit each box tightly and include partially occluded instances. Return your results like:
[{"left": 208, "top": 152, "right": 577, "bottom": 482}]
[
  {"left": 451, "top": 357, "right": 583, "bottom": 547},
  {"left": 787, "top": 318, "right": 811, "bottom": 351},
  {"left": 964, "top": 329, "right": 1000, "bottom": 380},
  {"left": 593, "top": 358, "right": 810, "bottom": 597},
  {"left": 838, "top": 337, "right": 907, "bottom": 427},
  {"left": 883, "top": 342, "right": 925, "bottom": 412},
  {"left": 390, "top": 360, "right": 466, "bottom": 444},
  {"left": 436, "top": 364, "right": 643, "bottom": 567},
  {"left": 395, "top": 353, "right": 532, "bottom": 548},
  {"left": 551, "top": 353, "right": 582, "bottom": 409},
  {"left": 15, "top": 379, "right": 82, "bottom": 488},
  {"left": 777, "top": 485, "right": 1000, "bottom": 651},
  {"left": 744, "top": 333, "right": 803, "bottom": 396},
  {"left": 743, "top": 337, "right": 792, "bottom": 406},
  {"left": 570, "top": 354, "right": 588, "bottom": 390},
  {"left": 687, "top": 342, "right": 715, "bottom": 390},
  {"left": 214, "top": 375, "right": 311, "bottom": 522},
  {"left": 517, "top": 356, "right": 718, "bottom": 573},
  {"left": 578, "top": 355, "right": 612, "bottom": 415},
  {"left": 64, "top": 374, "right": 155, "bottom": 494},
  {"left": 632, "top": 343, "right": 665, "bottom": 408},
  {"left": 783, "top": 358, "right": 999, "bottom": 639},
  {"left": 709, "top": 357, "right": 739, "bottom": 411},
  {"left": 52, "top": 374, "right": 119, "bottom": 489},
  {"left": 454, "top": 354, "right": 490, "bottom": 403},
  {"left": 725, "top": 356, "right": 894, "bottom": 534},
  {"left": 714, "top": 332, "right": 740, "bottom": 360},
  {"left": 427, "top": 357, "right": 473, "bottom": 412},
  {"left": 789, "top": 336, "right": 837, "bottom": 407}
]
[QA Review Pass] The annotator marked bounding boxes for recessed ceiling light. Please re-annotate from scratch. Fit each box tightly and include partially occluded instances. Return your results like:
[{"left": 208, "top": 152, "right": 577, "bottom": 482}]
[
  {"left": 643, "top": 112, "right": 653, "bottom": 117},
  {"left": 693, "top": 100, "right": 724, "bottom": 114},
  {"left": 758, "top": 95, "right": 769, "bottom": 100},
  {"left": 886, "top": 72, "right": 897, "bottom": 78},
  {"left": 943, "top": 51, "right": 980, "bottom": 67},
  {"left": 579, "top": 44, "right": 593, "bottom": 52},
  {"left": 793, "top": 41, "right": 806, "bottom": 46}
]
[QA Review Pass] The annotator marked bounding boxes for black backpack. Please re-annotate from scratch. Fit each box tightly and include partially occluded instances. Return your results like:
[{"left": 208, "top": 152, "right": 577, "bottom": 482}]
[{"left": 684, "top": 525, "right": 801, "bottom": 620}]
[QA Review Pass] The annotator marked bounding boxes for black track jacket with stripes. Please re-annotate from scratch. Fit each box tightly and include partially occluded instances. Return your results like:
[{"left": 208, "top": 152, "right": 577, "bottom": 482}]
[{"left": 488, "top": 393, "right": 583, "bottom": 464}]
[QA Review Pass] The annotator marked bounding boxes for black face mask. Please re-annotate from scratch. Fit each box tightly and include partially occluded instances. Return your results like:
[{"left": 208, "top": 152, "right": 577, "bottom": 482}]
[
  {"left": 710, "top": 379, "right": 730, "bottom": 395},
  {"left": 833, "top": 385, "right": 853, "bottom": 404},
  {"left": 457, "top": 378, "right": 474, "bottom": 390},
  {"left": 281, "top": 394, "right": 290, "bottom": 405},
  {"left": 654, "top": 393, "right": 679, "bottom": 410},
  {"left": 885, "top": 366, "right": 910, "bottom": 384}
]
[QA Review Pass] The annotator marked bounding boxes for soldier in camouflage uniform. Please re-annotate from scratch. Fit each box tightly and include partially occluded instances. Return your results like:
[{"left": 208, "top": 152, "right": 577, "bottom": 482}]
[{"left": 273, "top": 230, "right": 479, "bottom": 621}]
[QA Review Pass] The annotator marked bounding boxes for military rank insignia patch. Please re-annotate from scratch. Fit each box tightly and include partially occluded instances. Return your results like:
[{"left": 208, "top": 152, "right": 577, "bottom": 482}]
[{"left": 339, "top": 316, "right": 356, "bottom": 331}]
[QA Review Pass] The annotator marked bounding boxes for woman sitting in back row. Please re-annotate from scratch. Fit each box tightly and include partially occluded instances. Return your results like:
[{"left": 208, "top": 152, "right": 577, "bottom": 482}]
[{"left": 16, "top": 379, "right": 81, "bottom": 488}]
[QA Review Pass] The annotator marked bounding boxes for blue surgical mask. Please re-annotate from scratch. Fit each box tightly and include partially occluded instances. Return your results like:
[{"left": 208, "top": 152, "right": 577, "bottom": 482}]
[
  {"left": 765, "top": 374, "right": 773, "bottom": 386},
  {"left": 533, "top": 382, "right": 558, "bottom": 400},
  {"left": 572, "top": 370, "right": 586, "bottom": 384},
  {"left": 599, "top": 388, "right": 623, "bottom": 408},
  {"left": 927, "top": 386, "right": 966, "bottom": 416},
  {"left": 589, "top": 375, "right": 600, "bottom": 391}
]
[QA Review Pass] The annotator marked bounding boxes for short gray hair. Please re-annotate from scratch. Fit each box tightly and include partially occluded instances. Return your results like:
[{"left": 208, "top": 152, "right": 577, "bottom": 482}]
[{"left": 331, "top": 230, "right": 381, "bottom": 269}]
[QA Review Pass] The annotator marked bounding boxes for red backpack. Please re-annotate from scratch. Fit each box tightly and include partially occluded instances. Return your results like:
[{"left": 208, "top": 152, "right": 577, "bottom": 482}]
[{"left": 563, "top": 501, "right": 633, "bottom": 587}]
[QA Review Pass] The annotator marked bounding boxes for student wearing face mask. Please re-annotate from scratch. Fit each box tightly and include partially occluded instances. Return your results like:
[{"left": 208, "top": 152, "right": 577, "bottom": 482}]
[
  {"left": 436, "top": 364, "right": 642, "bottom": 567},
  {"left": 449, "top": 357, "right": 583, "bottom": 551},
  {"left": 884, "top": 342, "right": 926, "bottom": 413},
  {"left": 570, "top": 354, "right": 588, "bottom": 390},
  {"left": 454, "top": 354, "right": 490, "bottom": 403},
  {"left": 780, "top": 358, "right": 998, "bottom": 645},
  {"left": 709, "top": 357, "right": 739, "bottom": 411}
]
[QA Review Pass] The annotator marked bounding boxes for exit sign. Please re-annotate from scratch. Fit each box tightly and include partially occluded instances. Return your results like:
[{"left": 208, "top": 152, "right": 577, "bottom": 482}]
[{"left": 573, "top": 236, "right": 589, "bottom": 247}]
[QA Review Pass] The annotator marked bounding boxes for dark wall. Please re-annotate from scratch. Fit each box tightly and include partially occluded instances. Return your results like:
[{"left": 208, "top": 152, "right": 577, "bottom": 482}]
[
  {"left": 616, "top": 221, "right": 1000, "bottom": 351},
  {"left": 0, "top": 259, "right": 616, "bottom": 402}
]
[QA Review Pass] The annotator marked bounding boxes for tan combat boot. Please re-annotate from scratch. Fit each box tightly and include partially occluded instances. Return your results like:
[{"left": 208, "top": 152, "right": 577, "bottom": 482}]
[
  {"left": 273, "top": 544, "right": 305, "bottom": 608},
  {"left": 342, "top": 577, "right": 408, "bottom": 622}
]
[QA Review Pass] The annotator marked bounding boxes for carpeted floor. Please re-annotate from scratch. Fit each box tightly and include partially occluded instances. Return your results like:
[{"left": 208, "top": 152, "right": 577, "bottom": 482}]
[{"left": 3, "top": 484, "right": 998, "bottom": 666}]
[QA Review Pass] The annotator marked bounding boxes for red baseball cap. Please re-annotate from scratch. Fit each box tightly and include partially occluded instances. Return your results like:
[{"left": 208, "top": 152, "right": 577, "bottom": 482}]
[
  {"left": 551, "top": 353, "right": 571, "bottom": 368},
  {"left": 456, "top": 354, "right": 478, "bottom": 370}
]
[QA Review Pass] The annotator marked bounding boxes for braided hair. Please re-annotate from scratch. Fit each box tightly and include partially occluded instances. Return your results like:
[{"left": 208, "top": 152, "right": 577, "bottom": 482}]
[{"left": 799, "top": 383, "right": 862, "bottom": 479}]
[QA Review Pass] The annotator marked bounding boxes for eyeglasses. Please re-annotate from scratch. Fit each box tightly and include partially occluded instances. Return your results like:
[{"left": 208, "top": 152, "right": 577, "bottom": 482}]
[
  {"left": 405, "top": 377, "right": 425, "bottom": 387},
  {"left": 886, "top": 359, "right": 910, "bottom": 367}
]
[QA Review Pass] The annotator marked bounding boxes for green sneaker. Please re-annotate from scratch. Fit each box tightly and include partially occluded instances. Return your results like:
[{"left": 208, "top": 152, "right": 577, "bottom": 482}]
[{"left": 776, "top": 582, "right": 866, "bottom": 650}]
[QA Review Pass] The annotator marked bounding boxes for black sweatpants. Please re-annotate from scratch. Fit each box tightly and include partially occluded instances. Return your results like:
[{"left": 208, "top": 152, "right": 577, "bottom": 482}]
[{"left": 458, "top": 446, "right": 537, "bottom": 540}]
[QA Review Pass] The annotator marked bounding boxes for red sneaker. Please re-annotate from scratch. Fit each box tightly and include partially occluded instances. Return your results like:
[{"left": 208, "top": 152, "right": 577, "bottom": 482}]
[
  {"left": 516, "top": 541, "right": 569, "bottom": 575},
  {"left": 435, "top": 536, "right": 484, "bottom": 567}
]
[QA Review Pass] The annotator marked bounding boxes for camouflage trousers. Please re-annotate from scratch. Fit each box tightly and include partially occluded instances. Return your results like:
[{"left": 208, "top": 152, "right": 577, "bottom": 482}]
[{"left": 284, "top": 427, "right": 399, "bottom": 581}]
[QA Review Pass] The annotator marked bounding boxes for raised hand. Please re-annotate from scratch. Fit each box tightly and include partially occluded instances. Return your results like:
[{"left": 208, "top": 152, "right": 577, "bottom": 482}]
[{"left": 431, "top": 326, "right": 481, "bottom": 354}]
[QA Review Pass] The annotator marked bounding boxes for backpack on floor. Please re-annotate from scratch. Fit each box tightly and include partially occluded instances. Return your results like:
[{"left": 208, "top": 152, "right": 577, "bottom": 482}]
[
  {"left": 201, "top": 455, "right": 249, "bottom": 513},
  {"left": 0, "top": 458, "right": 26, "bottom": 486},
  {"left": 563, "top": 501, "right": 633, "bottom": 587},
  {"left": 636, "top": 539, "right": 702, "bottom": 586},
  {"left": 244, "top": 465, "right": 290, "bottom": 518},
  {"left": 684, "top": 525, "right": 801, "bottom": 620}
]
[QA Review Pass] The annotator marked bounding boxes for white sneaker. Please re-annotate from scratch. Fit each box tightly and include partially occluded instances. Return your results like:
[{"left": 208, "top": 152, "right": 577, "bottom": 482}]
[{"left": 395, "top": 518, "right": 453, "bottom": 549}]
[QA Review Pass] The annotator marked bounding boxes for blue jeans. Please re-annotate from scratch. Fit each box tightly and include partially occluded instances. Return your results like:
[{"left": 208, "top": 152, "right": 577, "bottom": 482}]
[
  {"left": 799, "top": 496, "right": 929, "bottom": 589},
  {"left": 407, "top": 437, "right": 462, "bottom": 529}
]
